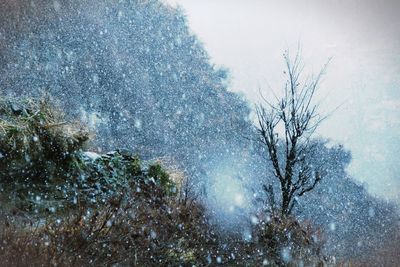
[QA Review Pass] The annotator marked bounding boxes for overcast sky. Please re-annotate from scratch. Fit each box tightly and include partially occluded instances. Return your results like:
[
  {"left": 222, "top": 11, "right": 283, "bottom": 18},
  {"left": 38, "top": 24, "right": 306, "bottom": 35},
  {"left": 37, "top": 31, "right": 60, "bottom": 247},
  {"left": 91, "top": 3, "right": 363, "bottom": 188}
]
[{"left": 165, "top": 0, "right": 400, "bottom": 202}]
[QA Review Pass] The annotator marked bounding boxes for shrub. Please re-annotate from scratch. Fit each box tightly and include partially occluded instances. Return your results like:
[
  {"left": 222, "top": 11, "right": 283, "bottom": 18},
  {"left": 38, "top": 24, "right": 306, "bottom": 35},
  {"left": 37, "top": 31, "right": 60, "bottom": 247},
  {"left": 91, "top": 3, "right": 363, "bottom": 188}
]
[
  {"left": 257, "top": 215, "right": 326, "bottom": 266},
  {"left": 0, "top": 96, "right": 177, "bottom": 214},
  {"left": 148, "top": 162, "right": 177, "bottom": 196},
  {"left": 0, "top": 95, "right": 89, "bottom": 212},
  {"left": 0, "top": 95, "right": 88, "bottom": 174},
  {"left": 0, "top": 201, "right": 327, "bottom": 266}
]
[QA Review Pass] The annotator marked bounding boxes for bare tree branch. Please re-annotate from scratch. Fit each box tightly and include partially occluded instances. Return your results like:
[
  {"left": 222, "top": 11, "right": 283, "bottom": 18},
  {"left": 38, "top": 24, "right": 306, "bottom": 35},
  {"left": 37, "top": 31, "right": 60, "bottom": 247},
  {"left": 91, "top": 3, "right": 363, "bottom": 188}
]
[{"left": 255, "top": 51, "right": 329, "bottom": 216}]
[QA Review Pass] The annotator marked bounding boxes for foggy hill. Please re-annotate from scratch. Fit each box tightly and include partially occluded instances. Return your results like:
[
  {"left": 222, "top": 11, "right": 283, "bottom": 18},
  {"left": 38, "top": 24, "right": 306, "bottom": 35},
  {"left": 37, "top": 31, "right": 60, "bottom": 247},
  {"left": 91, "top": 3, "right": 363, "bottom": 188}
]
[{"left": 0, "top": 0, "right": 398, "bottom": 264}]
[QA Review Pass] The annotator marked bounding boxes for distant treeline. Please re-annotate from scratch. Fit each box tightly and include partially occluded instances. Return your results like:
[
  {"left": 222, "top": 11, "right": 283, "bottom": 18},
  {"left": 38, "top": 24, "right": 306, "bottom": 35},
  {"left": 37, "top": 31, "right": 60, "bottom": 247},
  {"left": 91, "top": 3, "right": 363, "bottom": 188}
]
[{"left": 0, "top": 0, "right": 398, "bottom": 264}]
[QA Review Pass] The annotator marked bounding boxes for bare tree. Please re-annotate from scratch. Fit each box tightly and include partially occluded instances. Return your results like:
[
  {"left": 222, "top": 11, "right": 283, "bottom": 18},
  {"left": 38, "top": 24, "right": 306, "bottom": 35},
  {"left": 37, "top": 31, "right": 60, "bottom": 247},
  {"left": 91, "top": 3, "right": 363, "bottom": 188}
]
[{"left": 256, "top": 51, "right": 328, "bottom": 216}]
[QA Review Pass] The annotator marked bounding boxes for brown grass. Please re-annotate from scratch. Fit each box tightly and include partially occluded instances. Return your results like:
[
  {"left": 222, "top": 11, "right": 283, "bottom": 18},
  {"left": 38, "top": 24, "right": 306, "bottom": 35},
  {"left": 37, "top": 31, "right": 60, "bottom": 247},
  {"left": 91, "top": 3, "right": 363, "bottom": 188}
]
[{"left": 0, "top": 190, "right": 327, "bottom": 266}]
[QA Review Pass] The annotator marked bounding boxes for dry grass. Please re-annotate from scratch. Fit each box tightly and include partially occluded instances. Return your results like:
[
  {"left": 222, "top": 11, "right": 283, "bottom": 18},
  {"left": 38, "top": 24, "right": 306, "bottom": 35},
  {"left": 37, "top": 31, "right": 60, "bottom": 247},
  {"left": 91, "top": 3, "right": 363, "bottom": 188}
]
[
  {"left": 335, "top": 228, "right": 400, "bottom": 267},
  {"left": 0, "top": 185, "right": 214, "bottom": 266},
  {"left": 0, "top": 95, "right": 88, "bottom": 175},
  {"left": 0, "top": 193, "right": 327, "bottom": 266},
  {"left": 0, "top": 95, "right": 89, "bottom": 213},
  {"left": 0, "top": 95, "right": 88, "bottom": 148}
]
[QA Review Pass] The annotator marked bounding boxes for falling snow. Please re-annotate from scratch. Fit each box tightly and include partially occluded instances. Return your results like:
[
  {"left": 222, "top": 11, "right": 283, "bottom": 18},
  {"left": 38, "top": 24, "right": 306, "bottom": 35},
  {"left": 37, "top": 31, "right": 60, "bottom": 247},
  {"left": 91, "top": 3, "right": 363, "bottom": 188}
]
[{"left": 0, "top": 0, "right": 398, "bottom": 266}]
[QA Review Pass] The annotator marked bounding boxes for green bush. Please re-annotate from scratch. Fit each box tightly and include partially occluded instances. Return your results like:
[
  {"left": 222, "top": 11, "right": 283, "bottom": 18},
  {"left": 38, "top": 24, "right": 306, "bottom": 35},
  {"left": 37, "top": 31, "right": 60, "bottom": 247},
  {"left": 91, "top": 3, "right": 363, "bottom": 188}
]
[
  {"left": 148, "top": 162, "right": 177, "bottom": 196},
  {"left": 0, "top": 96, "right": 179, "bottom": 214},
  {"left": 0, "top": 96, "right": 89, "bottom": 212},
  {"left": 0, "top": 96, "right": 89, "bottom": 175}
]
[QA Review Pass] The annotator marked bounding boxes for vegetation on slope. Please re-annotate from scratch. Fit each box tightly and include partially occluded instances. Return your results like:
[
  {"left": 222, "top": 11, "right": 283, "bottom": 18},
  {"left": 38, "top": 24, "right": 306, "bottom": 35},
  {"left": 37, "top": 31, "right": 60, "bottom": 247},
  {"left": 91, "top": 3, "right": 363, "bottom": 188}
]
[
  {"left": 0, "top": 0, "right": 398, "bottom": 265},
  {"left": 0, "top": 96, "right": 326, "bottom": 266}
]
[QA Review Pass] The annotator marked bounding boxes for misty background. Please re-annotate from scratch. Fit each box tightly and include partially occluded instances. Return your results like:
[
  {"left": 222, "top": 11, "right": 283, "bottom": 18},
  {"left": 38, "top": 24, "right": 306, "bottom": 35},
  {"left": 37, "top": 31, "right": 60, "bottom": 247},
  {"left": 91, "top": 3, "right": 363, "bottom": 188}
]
[
  {"left": 0, "top": 0, "right": 399, "bottom": 262},
  {"left": 165, "top": 0, "right": 400, "bottom": 202}
]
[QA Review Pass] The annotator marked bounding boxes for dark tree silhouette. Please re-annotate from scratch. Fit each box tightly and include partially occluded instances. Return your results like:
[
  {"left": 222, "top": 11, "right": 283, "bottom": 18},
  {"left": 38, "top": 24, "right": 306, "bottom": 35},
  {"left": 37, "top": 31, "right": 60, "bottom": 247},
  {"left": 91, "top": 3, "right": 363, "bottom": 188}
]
[{"left": 256, "top": 51, "right": 328, "bottom": 216}]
